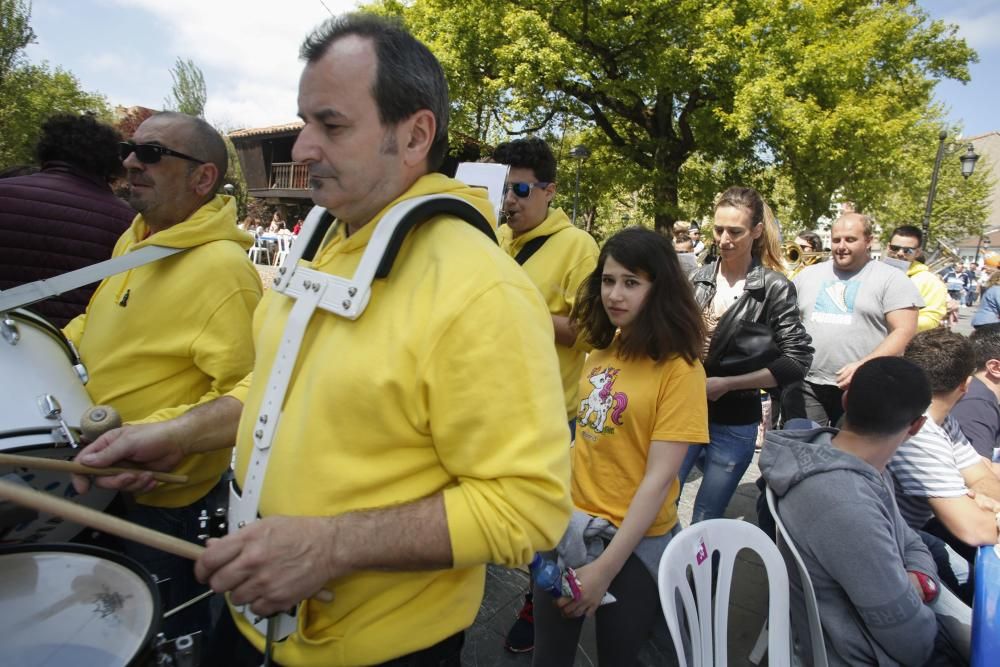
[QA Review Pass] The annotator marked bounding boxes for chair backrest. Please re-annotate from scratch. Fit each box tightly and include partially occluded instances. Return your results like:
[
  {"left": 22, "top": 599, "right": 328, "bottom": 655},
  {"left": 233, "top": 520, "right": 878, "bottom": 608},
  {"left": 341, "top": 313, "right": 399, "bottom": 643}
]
[
  {"left": 766, "top": 485, "right": 829, "bottom": 667},
  {"left": 658, "top": 519, "right": 791, "bottom": 667}
]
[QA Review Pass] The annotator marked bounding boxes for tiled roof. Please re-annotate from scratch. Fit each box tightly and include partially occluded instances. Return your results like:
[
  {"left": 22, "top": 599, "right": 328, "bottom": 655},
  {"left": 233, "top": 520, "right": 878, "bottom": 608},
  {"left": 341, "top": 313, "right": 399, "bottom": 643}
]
[{"left": 228, "top": 121, "right": 304, "bottom": 138}]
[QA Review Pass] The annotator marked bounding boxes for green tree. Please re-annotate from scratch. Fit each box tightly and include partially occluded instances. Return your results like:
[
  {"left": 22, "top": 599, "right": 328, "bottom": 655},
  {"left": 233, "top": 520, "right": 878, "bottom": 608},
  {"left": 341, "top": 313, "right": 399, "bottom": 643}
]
[
  {"left": 375, "top": 0, "right": 977, "bottom": 233},
  {"left": 0, "top": 0, "right": 33, "bottom": 85},
  {"left": 164, "top": 57, "right": 207, "bottom": 118}
]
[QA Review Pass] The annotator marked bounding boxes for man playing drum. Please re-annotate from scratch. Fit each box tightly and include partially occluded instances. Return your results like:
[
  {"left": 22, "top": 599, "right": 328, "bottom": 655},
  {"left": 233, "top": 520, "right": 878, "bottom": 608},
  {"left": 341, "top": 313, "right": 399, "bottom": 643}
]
[
  {"left": 73, "top": 14, "right": 571, "bottom": 667},
  {"left": 65, "top": 111, "right": 262, "bottom": 637}
]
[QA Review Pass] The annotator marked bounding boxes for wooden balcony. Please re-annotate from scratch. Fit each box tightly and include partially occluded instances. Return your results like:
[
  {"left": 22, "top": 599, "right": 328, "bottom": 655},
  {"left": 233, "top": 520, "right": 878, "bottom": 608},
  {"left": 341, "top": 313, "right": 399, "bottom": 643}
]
[{"left": 271, "top": 162, "right": 309, "bottom": 190}]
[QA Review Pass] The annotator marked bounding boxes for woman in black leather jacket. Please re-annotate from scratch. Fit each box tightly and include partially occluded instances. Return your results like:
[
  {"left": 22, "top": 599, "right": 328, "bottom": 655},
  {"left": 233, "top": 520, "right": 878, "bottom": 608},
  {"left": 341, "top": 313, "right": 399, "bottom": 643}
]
[{"left": 678, "top": 186, "right": 813, "bottom": 522}]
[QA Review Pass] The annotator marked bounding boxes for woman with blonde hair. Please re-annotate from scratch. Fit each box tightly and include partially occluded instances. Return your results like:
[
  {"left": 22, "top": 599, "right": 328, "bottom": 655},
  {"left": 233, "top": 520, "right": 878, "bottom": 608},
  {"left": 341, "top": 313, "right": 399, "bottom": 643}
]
[{"left": 679, "top": 186, "right": 813, "bottom": 522}]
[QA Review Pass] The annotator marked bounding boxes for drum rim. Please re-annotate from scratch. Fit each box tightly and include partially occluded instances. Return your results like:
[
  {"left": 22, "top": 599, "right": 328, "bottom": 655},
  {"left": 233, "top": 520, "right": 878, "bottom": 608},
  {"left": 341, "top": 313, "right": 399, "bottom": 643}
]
[
  {"left": 4, "top": 308, "right": 81, "bottom": 366},
  {"left": 0, "top": 541, "right": 164, "bottom": 661}
]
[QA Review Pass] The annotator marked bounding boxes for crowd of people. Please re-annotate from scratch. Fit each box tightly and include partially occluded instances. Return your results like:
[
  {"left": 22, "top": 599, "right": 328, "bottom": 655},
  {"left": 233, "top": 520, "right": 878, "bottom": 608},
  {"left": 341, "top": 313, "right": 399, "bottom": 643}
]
[{"left": 2, "top": 12, "right": 999, "bottom": 667}]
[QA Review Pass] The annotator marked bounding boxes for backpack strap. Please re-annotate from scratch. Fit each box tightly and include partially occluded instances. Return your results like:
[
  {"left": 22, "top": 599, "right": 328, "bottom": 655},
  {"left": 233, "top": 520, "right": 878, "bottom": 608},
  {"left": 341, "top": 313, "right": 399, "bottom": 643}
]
[{"left": 514, "top": 234, "right": 551, "bottom": 265}]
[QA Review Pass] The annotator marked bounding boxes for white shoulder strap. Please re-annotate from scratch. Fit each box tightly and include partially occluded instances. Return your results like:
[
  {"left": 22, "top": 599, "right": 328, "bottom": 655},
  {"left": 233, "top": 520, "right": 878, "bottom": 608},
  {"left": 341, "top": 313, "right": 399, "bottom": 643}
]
[{"left": 0, "top": 245, "right": 185, "bottom": 313}]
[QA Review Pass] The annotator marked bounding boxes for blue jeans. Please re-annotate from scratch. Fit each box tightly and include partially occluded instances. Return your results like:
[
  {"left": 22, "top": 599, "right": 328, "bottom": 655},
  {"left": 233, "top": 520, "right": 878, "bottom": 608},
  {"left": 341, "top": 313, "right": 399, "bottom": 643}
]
[{"left": 678, "top": 421, "right": 759, "bottom": 523}]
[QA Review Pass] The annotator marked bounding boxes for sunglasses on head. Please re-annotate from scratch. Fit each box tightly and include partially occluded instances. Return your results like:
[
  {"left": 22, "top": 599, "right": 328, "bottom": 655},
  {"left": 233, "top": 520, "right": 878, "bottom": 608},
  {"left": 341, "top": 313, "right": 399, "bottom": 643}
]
[
  {"left": 887, "top": 244, "right": 918, "bottom": 256},
  {"left": 503, "top": 181, "right": 550, "bottom": 198},
  {"left": 120, "top": 141, "right": 206, "bottom": 165}
]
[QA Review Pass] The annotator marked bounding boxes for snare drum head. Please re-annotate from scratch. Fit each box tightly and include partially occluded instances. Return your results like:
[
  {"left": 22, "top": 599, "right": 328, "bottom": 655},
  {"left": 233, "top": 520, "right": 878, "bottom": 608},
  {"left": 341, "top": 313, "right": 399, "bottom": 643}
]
[{"left": 0, "top": 544, "right": 160, "bottom": 667}]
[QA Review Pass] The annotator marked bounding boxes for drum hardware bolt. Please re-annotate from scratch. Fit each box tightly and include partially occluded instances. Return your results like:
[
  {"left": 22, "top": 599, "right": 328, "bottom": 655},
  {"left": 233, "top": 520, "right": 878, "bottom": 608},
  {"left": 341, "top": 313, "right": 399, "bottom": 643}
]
[
  {"left": 303, "top": 280, "right": 312, "bottom": 289},
  {"left": 273, "top": 277, "right": 280, "bottom": 286},
  {"left": 254, "top": 429, "right": 264, "bottom": 439},
  {"left": 342, "top": 299, "right": 352, "bottom": 309},
  {"left": 238, "top": 520, "right": 246, "bottom": 529},
  {"left": 279, "top": 267, "right": 287, "bottom": 274},
  {"left": 312, "top": 283, "right": 320, "bottom": 292},
  {"left": 348, "top": 287, "right": 357, "bottom": 297},
  {"left": 0, "top": 317, "right": 19, "bottom": 345},
  {"left": 259, "top": 414, "right": 268, "bottom": 424}
]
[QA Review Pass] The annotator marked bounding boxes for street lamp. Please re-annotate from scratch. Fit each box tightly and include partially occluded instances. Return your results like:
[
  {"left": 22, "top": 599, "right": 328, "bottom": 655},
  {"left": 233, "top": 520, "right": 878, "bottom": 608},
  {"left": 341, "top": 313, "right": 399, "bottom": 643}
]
[
  {"left": 920, "top": 131, "right": 979, "bottom": 249},
  {"left": 569, "top": 144, "right": 590, "bottom": 226}
]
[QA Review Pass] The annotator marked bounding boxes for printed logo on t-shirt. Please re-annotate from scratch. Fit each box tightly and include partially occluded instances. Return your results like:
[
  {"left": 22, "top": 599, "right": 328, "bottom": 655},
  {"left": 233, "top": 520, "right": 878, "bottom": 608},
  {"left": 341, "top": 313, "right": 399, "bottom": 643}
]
[
  {"left": 578, "top": 366, "right": 629, "bottom": 433},
  {"left": 810, "top": 279, "right": 861, "bottom": 325}
]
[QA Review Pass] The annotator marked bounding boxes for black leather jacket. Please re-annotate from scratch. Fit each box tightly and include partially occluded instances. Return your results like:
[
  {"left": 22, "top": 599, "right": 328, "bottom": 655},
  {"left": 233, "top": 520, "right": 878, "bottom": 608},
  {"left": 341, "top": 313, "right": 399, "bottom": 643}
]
[{"left": 691, "top": 258, "right": 814, "bottom": 423}]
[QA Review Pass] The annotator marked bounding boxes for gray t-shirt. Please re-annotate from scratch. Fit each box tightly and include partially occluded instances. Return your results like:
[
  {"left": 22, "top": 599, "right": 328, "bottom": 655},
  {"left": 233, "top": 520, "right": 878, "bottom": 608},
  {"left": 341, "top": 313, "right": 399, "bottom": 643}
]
[{"left": 794, "top": 259, "right": 922, "bottom": 385}]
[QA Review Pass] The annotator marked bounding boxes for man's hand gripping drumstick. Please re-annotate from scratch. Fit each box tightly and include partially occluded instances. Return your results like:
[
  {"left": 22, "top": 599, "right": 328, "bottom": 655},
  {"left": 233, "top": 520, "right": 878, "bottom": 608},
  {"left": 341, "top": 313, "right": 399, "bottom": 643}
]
[{"left": 72, "top": 396, "right": 243, "bottom": 495}]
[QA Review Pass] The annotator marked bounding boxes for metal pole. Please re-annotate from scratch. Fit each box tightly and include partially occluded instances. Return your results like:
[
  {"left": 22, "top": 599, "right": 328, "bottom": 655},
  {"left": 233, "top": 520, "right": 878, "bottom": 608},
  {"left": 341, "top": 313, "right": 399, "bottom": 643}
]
[
  {"left": 572, "top": 160, "right": 581, "bottom": 226},
  {"left": 920, "top": 130, "right": 948, "bottom": 250},
  {"left": 975, "top": 235, "right": 985, "bottom": 266}
]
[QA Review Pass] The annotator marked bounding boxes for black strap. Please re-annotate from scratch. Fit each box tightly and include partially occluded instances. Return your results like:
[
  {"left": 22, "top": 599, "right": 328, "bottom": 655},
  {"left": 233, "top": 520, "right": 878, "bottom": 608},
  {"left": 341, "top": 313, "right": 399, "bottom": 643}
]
[
  {"left": 514, "top": 235, "right": 551, "bottom": 265},
  {"left": 299, "top": 199, "right": 496, "bottom": 279}
]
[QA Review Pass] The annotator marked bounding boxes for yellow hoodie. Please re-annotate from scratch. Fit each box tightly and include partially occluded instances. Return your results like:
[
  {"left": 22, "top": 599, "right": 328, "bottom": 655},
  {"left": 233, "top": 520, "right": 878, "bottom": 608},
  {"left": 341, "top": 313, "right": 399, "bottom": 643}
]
[
  {"left": 906, "top": 261, "right": 948, "bottom": 331},
  {"left": 64, "top": 195, "right": 261, "bottom": 507},
  {"left": 498, "top": 208, "right": 598, "bottom": 419},
  {"left": 226, "top": 174, "right": 572, "bottom": 666}
]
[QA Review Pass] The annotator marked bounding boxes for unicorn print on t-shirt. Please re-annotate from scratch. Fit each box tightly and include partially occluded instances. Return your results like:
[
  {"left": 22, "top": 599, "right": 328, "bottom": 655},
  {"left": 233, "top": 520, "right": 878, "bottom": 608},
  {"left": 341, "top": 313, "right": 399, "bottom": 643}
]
[{"left": 579, "top": 366, "right": 629, "bottom": 433}]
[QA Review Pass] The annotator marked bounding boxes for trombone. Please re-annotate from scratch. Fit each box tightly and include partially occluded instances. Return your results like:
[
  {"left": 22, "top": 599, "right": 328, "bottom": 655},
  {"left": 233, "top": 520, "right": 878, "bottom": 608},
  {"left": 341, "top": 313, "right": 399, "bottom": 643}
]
[{"left": 783, "top": 241, "right": 829, "bottom": 278}]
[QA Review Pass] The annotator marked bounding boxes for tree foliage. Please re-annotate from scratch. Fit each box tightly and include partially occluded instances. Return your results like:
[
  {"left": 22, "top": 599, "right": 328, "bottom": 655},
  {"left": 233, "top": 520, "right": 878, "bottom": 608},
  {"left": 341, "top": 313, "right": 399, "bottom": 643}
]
[
  {"left": 370, "top": 0, "right": 982, "bottom": 236},
  {"left": 164, "top": 57, "right": 207, "bottom": 118},
  {"left": 0, "top": 1, "right": 109, "bottom": 167}
]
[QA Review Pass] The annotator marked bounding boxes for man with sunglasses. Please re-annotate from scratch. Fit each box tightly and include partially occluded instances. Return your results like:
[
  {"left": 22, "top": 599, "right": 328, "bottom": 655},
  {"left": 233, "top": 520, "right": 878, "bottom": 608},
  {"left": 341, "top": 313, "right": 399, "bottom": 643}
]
[
  {"left": 72, "top": 15, "right": 571, "bottom": 667},
  {"left": 491, "top": 136, "right": 598, "bottom": 653},
  {"left": 65, "top": 111, "right": 262, "bottom": 639},
  {"left": 885, "top": 225, "right": 948, "bottom": 332}
]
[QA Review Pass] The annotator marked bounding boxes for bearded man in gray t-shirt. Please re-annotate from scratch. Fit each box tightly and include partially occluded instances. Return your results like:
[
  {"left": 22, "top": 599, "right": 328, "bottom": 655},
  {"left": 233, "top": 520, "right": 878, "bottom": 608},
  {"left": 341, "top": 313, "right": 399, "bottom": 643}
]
[{"left": 783, "top": 213, "right": 923, "bottom": 426}]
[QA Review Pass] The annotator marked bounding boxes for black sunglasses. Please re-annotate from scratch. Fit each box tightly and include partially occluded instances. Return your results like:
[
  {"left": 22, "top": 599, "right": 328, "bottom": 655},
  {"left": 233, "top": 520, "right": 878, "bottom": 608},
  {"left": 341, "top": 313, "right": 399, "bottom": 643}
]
[
  {"left": 120, "top": 141, "right": 206, "bottom": 165},
  {"left": 887, "top": 244, "right": 918, "bottom": 256},
  {"left": 503, "top": 181, "right": 550, "bottom": 198}
]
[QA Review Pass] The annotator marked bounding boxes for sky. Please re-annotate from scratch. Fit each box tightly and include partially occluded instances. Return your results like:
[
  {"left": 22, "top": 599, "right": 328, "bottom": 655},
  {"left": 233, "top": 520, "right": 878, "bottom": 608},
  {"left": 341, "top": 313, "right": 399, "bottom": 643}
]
[{"left": 23, "top": 0, "right": 1000, "bottom": 137}]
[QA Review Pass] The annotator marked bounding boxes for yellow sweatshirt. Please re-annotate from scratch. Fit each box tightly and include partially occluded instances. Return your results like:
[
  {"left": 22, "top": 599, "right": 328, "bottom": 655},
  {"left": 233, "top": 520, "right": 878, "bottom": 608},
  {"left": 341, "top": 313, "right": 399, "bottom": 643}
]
[
  {"left": 498, "top": 208, "right": 599, "bottom": 419},
  {"left": 226, "top": 174, "right": 572, "bottom": 666},
  {"left": 907, "top": 261, "right": 948, "bottom": 331},
  {"left": 64, "top": 195, "right": 261, "bottom": 507}
]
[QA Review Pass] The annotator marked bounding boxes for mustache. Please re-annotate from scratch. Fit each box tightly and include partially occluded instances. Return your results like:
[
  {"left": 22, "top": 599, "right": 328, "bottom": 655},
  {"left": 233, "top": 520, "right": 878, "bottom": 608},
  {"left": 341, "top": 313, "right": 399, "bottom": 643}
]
[{"left": 126, "top": 170, "right": 153, "bottom": 188}]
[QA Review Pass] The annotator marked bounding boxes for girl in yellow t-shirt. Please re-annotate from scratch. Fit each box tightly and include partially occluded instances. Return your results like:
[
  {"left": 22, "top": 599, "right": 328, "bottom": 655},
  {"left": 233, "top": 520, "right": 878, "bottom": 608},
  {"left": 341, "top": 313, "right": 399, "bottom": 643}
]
[{"left": 533, "top": 227, "right": 709, "bottom": 666}]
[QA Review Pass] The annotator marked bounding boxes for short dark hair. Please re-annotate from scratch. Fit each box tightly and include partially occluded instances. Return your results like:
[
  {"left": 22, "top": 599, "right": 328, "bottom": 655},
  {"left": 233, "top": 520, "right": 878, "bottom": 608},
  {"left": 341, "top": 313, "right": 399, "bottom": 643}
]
[
  {"left": 491, "top": 137, "right": 557, "bottom": 183},
  {"left": 300, "top": 13, "right": 450, "bottom": 171},
  {"left": 844, "top": 357, "right": 931, "bottom": 436},
  {"left": 889, "top": 224, "right": 923, "bottom": 246},
  {"left": 904, "top": 328, "right": 975, "bottom": 394},
  {"left": 150, "top": 111, "right": 228, "bottom": 192},
  {"left": 795, "top": 231, "right": 823, "bottom": 252},
  {"left": 35, "top": 113, "right": 124, "bottom": 183},
  {"left": 970, "top": 327, "right": 1000, "bottom": 371},
  {"left": 573, "top": 227, "right": 705, "bottom": 363}
]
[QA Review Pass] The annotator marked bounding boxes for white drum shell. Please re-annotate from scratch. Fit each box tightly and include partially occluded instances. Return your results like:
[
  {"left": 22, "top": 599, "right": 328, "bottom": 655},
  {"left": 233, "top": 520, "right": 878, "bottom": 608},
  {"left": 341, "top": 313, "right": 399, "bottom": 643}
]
[{"left": 0, "top": 310, "right": 113, "bottom": 543}]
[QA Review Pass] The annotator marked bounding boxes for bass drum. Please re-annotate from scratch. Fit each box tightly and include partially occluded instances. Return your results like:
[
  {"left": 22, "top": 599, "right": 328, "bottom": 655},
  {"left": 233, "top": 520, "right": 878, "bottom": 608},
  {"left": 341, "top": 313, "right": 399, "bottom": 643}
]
[
  {"left": 0, "top": 309, "right": 114, "bottom": 543},
  {"left": 0, "top": 543, "right": 161, "bottom": 667}
]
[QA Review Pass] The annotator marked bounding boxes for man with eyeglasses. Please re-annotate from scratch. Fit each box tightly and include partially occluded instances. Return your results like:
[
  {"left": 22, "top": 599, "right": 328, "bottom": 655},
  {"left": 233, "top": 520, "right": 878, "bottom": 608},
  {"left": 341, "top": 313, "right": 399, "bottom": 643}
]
[
  {"left": 885, "top": 225, "right": 948, "bottom": 332},
  {"left": 64, "top": 111, "right": 262, "bottom": 638},
  {"left": 72, "top": 15, "right": 570, "bottom": 667},
  {"left": 492, "top": 136, "right": 598, "bottom": 653}
]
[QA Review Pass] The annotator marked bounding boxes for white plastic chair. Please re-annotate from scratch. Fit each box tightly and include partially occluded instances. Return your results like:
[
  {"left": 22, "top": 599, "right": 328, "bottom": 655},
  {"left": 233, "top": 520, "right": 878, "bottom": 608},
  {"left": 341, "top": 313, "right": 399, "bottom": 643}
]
[
  {"left": 274, "top": 234, "right": 291, "bottom": 266},
  {"left": 759, "top": 485, "right": 829, "bottom": 667},
  {"left": 658, "top": 519, "right": 791, "bottom": 667},
  {"left": 248, "top": 232, "right": 272, "bottom": 265}
]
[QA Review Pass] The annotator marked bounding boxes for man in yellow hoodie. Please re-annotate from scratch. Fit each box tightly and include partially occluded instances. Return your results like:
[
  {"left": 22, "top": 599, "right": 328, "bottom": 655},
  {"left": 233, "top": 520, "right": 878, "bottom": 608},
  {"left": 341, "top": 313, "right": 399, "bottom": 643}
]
[
  {"left": 492, "top": 137, "right": 598, "bottom": 652},
  {"left": 73, "top": 14, "right": 571, "bottom": 667},
  {"left": 64, "top": 111, "right": 262, "bottom": 636},
  {"left": 885, "top": 225, "right": 948, "bottom": 332}
]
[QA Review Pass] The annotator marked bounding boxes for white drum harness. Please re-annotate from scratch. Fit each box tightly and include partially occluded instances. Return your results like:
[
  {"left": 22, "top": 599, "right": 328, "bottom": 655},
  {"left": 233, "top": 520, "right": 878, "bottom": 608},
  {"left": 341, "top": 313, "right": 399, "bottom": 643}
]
[{"left": 227, "top": 196, "right": 494, "bottom": 641}]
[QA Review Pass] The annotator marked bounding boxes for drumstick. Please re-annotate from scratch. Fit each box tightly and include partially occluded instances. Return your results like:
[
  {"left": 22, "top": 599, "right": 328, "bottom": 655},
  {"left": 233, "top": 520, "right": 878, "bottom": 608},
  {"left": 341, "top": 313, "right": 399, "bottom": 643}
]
[
  {"left": 0, "top": 453, "right": 189, "bottom": 484},
  {"left": 0, "top": 477, "right": 336, "bottom": 604},
  {"left": 0, "top": 477, "right": 203, "bottom": 560}
]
